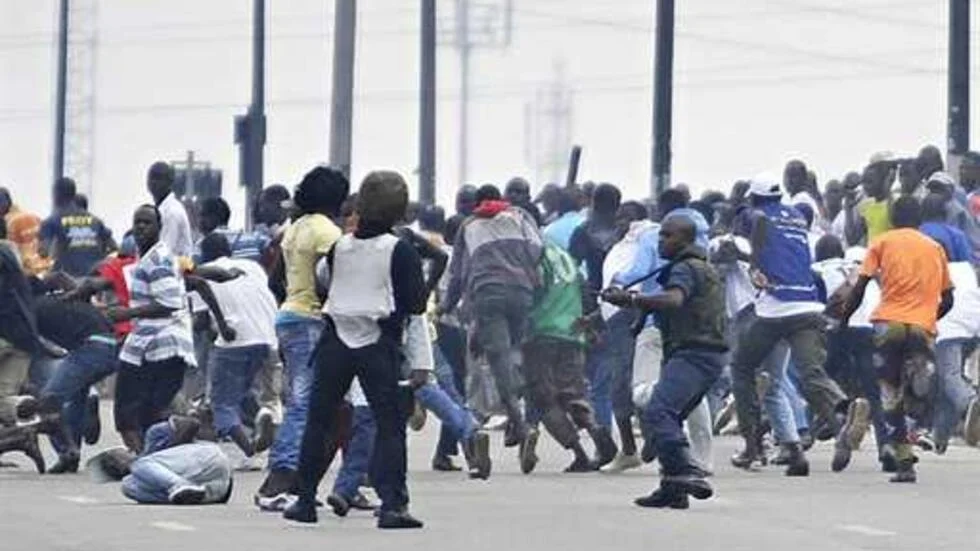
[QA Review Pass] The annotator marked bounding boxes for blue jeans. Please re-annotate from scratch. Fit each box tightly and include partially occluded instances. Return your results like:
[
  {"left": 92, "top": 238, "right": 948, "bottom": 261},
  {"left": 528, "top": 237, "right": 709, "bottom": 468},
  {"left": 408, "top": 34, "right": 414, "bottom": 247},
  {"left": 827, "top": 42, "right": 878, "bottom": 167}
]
[
  {"left": 586, "top": 334, "right": 614, "bottom": 429},
  {"left": 434, "top": 345, "right": 468, "bottom": 457},
  {"left": 760, "top": 342, "right": 799, "bottom": 444},
  {"left": 209, "top": 344, "right": 270, "bottom": 437},
  {"left": 606, "top": 311, "right": 638, "bottom": 422},
  {"left": 417, "top": 378, "right": 476, "bottom": 445},
  {"left": 332, "top": 405, "right": 377, "bottom": 500},
  {"left": 643, "top": 349, "right": 725, "bottom": 475},
  {"left": 41, "top": 339, "right": 118, "bottom": 453},
  {"left": 268, "top": 316, "right": 324, "bottom": 472},
  {"left": 933, "top": 339, "right": 978, "bottom": 446}
]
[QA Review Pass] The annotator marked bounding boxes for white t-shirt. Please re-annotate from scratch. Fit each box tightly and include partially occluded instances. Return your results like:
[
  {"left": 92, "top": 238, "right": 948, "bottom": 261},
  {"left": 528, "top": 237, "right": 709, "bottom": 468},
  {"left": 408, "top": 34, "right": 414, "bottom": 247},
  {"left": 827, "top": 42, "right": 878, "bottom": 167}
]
[
  {"left": 937, "top": 262, "right": 980, "bottom": 342},
  {"left": 158, "top": 193, "right": 195, "bottom": 258},
  {"left": 204, "top": 257, "right": 278, "bottom": 348},
  {"left": 708, "top": 234, "right": 756, "bottom": 319},
  {"left": 811, "top": 254, "right": 877, "bottom": 328},
  {"left": 601, "top": 220, "right": 655, "bottom": 320}
]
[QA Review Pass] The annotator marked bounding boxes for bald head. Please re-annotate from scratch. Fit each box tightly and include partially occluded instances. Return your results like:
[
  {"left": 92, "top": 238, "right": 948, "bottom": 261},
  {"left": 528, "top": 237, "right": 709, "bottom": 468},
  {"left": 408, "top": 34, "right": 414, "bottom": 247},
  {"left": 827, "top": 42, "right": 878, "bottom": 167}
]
[{"left": 659, "top": 215, "right": 696, "bottom": 259}]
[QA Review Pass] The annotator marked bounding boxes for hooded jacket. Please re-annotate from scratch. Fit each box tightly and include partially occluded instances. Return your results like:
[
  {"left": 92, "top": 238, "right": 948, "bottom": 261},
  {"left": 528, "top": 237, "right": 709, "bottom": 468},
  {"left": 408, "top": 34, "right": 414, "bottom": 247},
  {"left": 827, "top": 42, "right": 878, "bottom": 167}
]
[{"left": 442, "top": 201, "right": 543, "bottom": 311}]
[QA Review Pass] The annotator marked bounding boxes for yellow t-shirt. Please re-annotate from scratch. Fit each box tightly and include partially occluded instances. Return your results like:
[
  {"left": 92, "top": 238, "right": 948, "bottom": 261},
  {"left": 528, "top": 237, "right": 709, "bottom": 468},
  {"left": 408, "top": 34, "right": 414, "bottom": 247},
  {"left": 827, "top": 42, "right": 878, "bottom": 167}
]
[
  {"left": 280, "top": 214, "right": 342, "bottom": 317},
  {"left": 858, "top": 198, "right": 892, "bottom": 242}
]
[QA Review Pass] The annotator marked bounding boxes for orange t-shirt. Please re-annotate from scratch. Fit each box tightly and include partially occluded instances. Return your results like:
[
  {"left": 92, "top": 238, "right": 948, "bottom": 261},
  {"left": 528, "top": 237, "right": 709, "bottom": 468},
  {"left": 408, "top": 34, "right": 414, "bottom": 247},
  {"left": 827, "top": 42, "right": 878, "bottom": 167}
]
[{"left": 860, "top": 227, "right": 952, "bottom": 334}]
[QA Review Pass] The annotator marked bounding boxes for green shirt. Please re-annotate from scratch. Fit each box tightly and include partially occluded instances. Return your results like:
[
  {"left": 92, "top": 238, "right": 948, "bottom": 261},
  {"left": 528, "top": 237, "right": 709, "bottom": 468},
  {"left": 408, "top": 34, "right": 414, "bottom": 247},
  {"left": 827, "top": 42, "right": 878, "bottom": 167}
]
[{"left": 529, "top": 244, "right": 585, "bottom": 345}]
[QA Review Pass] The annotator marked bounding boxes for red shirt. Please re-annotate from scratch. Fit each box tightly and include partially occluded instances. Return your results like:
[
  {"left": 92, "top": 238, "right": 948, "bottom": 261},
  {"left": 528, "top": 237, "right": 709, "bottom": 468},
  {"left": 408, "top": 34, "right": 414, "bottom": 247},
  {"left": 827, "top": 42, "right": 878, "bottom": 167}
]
[{"left": 96, "top": 256, "right": 137, "bottom": 340}]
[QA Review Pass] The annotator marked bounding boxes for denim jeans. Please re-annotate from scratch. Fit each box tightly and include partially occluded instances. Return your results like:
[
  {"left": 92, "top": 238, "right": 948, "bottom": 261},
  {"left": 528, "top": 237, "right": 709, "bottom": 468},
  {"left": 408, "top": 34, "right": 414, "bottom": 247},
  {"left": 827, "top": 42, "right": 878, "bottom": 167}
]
[
  {"left": 268, "top": 316, "right": 324, "bottom": 472},
  {"left": 434, "top": 344, "right": 469, "bottom": 457},
  {"left": 332, "top": 405, "right": 377, "bottom": 500},
  {"left": 585, "top": 332, "right": 614, "bottom": 430},
  {"left": 825, "top": 328, "right": 886, "bottom": 451},
  {"left": 759, "top": 342, "right": 799, "bottom": 443},
  {"left": 209, "top": 344, "right": 270, "bottom": 437},
  {"left": 933, "top": 338, "right": 978, "bottom": 446},
  {"left": 41, "top": 339, "right": 118, "bottom": 452},
  {"left": 642, "top": 349, "right": 725, "bottom": 475},
  {"left": 416, "top": 379, "right": 476, "bottom": 443},
  {"left": 606, "top": 311, "right": 637, "bottom": 423}
]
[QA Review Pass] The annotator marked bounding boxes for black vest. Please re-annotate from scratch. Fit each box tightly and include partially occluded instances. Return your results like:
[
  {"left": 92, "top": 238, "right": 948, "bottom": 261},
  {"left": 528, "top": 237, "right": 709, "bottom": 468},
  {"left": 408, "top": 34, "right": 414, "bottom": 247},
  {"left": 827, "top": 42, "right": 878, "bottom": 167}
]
[{"left": 656, "top": 247, "right": 729, "bottom": 359}]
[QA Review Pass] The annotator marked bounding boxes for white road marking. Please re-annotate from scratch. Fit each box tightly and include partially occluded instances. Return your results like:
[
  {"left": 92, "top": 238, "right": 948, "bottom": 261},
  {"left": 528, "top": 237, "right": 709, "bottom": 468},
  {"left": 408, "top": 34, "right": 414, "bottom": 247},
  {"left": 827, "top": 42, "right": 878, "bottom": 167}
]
[
  {"left": 151, "top": 521, "right": 197, "bottom": 532},
  {"left": 837, "top": 524, "right": 897, "bottom": 537},
  {"left": 57, "top": 495, "right": 99, "bottom": 504}
]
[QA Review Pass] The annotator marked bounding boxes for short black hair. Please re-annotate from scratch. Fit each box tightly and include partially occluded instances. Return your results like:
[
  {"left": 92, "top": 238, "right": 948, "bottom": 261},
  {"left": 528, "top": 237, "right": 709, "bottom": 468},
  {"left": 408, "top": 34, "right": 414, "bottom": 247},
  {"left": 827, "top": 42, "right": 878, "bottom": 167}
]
[
  {"left": 556, "top": 188, "right": 580, "bottom": 215},
  {"left": 689, "top": 200, "right": 715, "bottom": 226},
  {"left": 147, "top": 162, "right": 175, "bottom": 184},
  {"left": 199, "top": 232, "right": 232, "bottom": 263},
  {"left": 200, "top": 197, "right": 231, "bottom": 226},
  {"left": 658, "top": 188, "right": 689, "bottom": 216},
  {"left": 592, "top": 183, "right": 622, "bottom": 215},
  {"left": 618, "top": 201, "right": 648, "bottom": 223},
  {"left": 475, "top": 184, "right": 501, "bottom": 204},
  {"left": 261, "top": 184, "right": 291, "bottom": 204},
  {"left": 890, "top": 196, "right": 922, "bottom": 229},
  {"left": 921, "top": 192, "right": 948, "bottom": 222},
  {"left": 357, "top": 171, "right": 409, "bottom": 228},
  {"left": 136, "top": 203, "right": 163, "bottom": 227},
  {"left": 294, "top": 166, "right": 350, "bottom": 216},
  {"left": 54, "top": 177, "right": 77, "bottom": 201},
  {"left": 418, "top": 205, "right": 446, "bottom": 233},
  {"left": 814, "top": 234, "right": 844, "bottom": 261}
]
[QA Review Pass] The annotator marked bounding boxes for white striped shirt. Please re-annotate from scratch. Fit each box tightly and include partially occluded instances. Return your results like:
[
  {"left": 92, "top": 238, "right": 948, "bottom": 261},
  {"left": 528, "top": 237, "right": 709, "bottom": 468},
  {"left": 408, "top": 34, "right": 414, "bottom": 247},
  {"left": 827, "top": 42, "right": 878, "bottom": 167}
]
[{"left": 119, "top": 241, "right": 196, "bottom": 367}]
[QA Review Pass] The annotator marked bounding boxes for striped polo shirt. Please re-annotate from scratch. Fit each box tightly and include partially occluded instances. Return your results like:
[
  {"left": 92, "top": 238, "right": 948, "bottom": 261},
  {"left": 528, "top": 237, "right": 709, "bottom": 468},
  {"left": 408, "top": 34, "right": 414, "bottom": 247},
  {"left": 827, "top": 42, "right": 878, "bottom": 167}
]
[{"left": 119, "top": 240, "right": 196, "bottom": 367}]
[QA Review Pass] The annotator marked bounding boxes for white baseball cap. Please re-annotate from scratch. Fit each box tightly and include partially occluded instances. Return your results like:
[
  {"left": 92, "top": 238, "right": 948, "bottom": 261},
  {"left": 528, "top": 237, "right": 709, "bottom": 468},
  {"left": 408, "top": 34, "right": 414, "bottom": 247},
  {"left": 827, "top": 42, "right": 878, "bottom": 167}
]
[{"left": 747, "top": 174, "right": 782, "bottom": 198}]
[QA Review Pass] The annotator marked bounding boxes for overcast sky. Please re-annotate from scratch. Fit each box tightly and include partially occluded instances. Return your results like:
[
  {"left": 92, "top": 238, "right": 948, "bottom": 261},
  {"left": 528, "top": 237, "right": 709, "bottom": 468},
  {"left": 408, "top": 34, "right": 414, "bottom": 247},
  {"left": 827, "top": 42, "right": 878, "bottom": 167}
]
[{"left": 0, "top": 0, "right": 974, "bottom": 233}]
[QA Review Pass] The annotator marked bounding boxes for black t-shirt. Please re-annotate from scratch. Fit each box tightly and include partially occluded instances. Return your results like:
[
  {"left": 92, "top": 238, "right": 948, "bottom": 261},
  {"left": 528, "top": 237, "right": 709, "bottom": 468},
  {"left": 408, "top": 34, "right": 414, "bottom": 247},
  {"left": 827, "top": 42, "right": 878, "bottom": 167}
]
[
  {"left": 40, "top": 206, "right": 114, "bottom": 277},
  {"left": 34, "top": 295, "right": 113, "bottom": 350}
]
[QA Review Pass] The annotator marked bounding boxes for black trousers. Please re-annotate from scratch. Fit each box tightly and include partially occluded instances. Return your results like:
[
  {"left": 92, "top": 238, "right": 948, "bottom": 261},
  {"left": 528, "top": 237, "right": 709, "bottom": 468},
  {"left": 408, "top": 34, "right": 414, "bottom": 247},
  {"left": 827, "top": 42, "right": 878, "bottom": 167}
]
[
  {"left": 294, "top": 320, "right": 411, "bottom": 512},
  {"left": 114, "top": 358, "right": 186, "bottom": 435}
]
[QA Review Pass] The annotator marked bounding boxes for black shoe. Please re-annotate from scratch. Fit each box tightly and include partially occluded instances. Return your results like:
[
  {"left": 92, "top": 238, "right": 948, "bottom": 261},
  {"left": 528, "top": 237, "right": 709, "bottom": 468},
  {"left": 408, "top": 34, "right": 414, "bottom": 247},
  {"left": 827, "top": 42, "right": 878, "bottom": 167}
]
[
  {"left": 663, "top": 473, "right": 713, "bottom": 500},
  {"left": 15, "top": 396, "right": 39, "bottom": 422},
  {"left": 169, "top": 485, "right": 207, "bottom": 505},
  {"left": 283, "top": 498, "right": 318, "bottom": 524},
  {"left": 889, "top": 460, "right": 917, "bottom": 483},
  {"left": 731, "top": 446, "right": 766, "bottom": 470},
  {"left": 326, "top": 493, "right": 350, "bottom": 517},
  {"left": 781, "top": 443, "right": 810, "bottom": 477},
  {"left": 465, "top": 431, "right": 492, "bottom": 480},
  {"left": 879, "top": 448, "right": 898, "bottom": 473},
  {"left": 252, "top": 409, "right": 276, "bottom": 454},
  {"left": 592, "top": 427, "right": 618, "bottom": 468},
  {"left": 831, "top": 439, "right": 852, "bottom": 473},
  {"left": 634, "top": 487, "right": 689, "bottom": 509},
  {"left": 377, "top": 510, "right": 424, "bottom": 529},
  {"left": 48, "top": 452, "right": 80, "bottom": 475},
  {"left": 83, "top": 393, "right": 101, "bottom": 446},
  {"left": 432, "top": 454, "right": 462, "bottom": 472},
  {"left": 564, "top": 456, "right": 599, "bottom": 473},
  {"left": 348, "top": 491, "right": 377, "bottom": 511},
  {"left": 519, "top": 429, "right": 539, "bottom": 475}
]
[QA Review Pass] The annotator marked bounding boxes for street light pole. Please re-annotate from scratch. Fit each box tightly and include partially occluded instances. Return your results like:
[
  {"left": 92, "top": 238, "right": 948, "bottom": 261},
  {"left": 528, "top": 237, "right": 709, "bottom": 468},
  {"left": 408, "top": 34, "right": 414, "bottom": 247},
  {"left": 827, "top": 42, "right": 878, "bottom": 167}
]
[
  {"left": 651, "top": 0, "right": 674, "bottom": 198},
  {"left": 53, "top": 0, "right": 70, "bottom": 185},
  {"left": 329, "top": 0, "right": 357, "bottom": 180},
  {"left": 419, "top": 0, "right": 437, "bottom": 205},
  {"left": 948, "top": 0, "right": 969, "bottom": 165}
]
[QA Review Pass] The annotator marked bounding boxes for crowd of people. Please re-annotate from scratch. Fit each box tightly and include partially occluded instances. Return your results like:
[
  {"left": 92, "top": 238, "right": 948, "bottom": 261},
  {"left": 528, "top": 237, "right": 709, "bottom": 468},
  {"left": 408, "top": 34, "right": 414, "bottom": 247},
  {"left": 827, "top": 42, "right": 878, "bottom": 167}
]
[{"left": 2, "top": 142, "right": 980, "bottom": 527}]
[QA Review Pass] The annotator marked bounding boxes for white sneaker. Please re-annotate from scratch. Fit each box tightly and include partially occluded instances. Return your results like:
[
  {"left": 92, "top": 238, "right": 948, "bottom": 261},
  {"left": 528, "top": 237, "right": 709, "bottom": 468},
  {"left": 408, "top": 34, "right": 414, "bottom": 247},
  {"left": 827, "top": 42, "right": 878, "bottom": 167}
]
[
  {"left": 601, "top": 452, "right": 642, "bottom": 473},
  {"left": 255, "top": 492, "right": 297, "bottom": 512},
  {"left": 169, "top": 484, "right": 206, "bottom": 504},
  {"left": 235, "top": 454, "right": 264, "bottom": 472}
]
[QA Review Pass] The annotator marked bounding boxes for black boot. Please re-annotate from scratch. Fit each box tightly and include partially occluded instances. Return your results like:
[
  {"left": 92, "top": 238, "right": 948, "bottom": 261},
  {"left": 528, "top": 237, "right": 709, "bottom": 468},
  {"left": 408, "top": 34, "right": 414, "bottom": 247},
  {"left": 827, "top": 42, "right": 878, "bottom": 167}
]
[
  {"left": 662, "top": 445, "right": 713, "bottom": 501},
  {"left": 519, "top": 428, "right": 539, "bottom": 475},
  {"left": 283, "top": 497, "right": 318, "bottom": 523},
  {"left": 377, "top": 509, "right": 424, "bottom": 529},
  {"left": 731, "top": 433, "right": 767, "bottom": 470},
  {"left": 326, "top": 493, "right": 350, "bottom": 517},
  {"left": 781, "top": 442, "right": 810, "bottom": 477},
  {"left": 462, "top": 430, "right": 491, "bottom": 480},
  {"left": 48, "top": 451, "right": 80, "bottom": 474},
  {"left": 590, "top": 426, "right": 618, "bottom": 468},
  {"left": 889, "top": 458, "right": 917, "bottom": 483},
  {"left": 634, "top": 485, "right": 690, "bottom": 509}
]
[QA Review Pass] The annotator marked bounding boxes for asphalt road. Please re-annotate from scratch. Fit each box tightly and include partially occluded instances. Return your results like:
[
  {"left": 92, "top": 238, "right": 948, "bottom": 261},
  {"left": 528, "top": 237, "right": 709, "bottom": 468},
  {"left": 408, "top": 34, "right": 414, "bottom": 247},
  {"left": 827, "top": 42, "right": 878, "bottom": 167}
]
[{"left": 1, "top": 407, "right": 978, "bottom": 551}]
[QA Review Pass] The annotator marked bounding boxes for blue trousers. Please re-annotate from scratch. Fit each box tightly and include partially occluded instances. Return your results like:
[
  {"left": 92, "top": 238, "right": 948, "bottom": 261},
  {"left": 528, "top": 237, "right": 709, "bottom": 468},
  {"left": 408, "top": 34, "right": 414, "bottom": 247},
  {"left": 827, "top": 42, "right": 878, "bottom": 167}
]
[
  {"left": 41, "top": 340, "right": 118, "bottom": 453},
  {"left": 268, "top": 317, "right": 324, "bottom": 472},
  {"left": 209, "top": 344, "right": 270, "bottom": 437}
]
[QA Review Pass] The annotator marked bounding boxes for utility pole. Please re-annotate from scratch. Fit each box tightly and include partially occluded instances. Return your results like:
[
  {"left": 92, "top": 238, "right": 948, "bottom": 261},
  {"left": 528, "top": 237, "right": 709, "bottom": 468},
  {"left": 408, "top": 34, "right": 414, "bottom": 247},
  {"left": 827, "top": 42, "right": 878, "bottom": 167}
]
[
  {"left": 419, "top": 0, "right": 437, "bottom": 205},
  {"left": 53, "top": 0, "right": 69, "bottom": 186},
  {"left": 329, "top": 0, "right": 357, "bottom": 180},
  {"left": 446, "top": 0, "right": 513, "bottom": 188},
  {"left": 651, "top": 0, "right": 674, "bottom": 198},
  {"left": 948, "top": 0, "right": 969, "bottom": 169},
  {"left": 64, "top": 0, "right": 98, "bottom": 200},
  {"left": 234, "top": 0, "right": 266, "bottom": 229}
]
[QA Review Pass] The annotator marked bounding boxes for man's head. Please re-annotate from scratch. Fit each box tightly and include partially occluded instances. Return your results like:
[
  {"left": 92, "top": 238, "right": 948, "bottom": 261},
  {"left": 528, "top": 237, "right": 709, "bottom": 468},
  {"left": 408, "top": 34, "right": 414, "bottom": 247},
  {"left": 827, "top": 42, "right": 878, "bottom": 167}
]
[
  {"left": 0, "top": 187, "right": 11, "bottom": 217},
  {"left": 615, "top": 201, "right": 648, "bottom": 235},
  {"left": 898, "top": 159, "right": 921, "bottom": 195},
  {"left": 53, "top": 176, "right": 77, "bottom": 209},
  {"left": 591, "top": 183, "right": 622, "bottom": 219},
  {"left": 921, "top": 192, "right": 948, "bottom": 223},
  {"left": 700, "top": 190, "right": 726, "bottom": 207},
  {"left": 294, "top": 166, "right": 350, "bottom": 218},
  {"left": 475, "top": 184, "right": 502, "bottom": 205},
  {"left": 456, "top": 185, "right": 478, "bottom": 216},
  {"left": 824, "top": 179, "right": 844, "bottom": 216},
  {"left": 535, "top": 183, "right": 562, "bottom": 215},
  {"left": 199, "top": 197, "right": 232, "bottom": 234},
  {"left": 657, "top": 188, "right": 689, "bottom": 219},
  {"left": 747, "top": 174, "right": 782, "bottom": 206},
  {"left": 783, "top": 160, "right": 808, "bottom": 196},
  {"left": 255, "top": 184, "right": 291, "bottom": 226},
  {"left": 862, "top": 160, "right": 895, "bottom": 201},
  {"left": 357, "top": 171, "right": 410, "bottom": 229},
  {"left": 889, "top": 195, "right": 922, "bottom": 229},
  {"left": 814, "top": 234, "right": 844, "bottom": 262},
  {"left": 916, "top": 145, "right": 944, "bottom": 180},
  {"left": 146, "top": 162, "right": 175, "bottom": 204},
  {"left": 418, "top": 204, "right": 446, "bottom": 234},
  {"left": 504, "top": 178, "right": 531, "bottom": 205},
  {"left": 199, "top": 232, "right": 232, "bottom": 264},
  {"left": 555, "top": 188, "right": 580, "bottom": 216},
  {"left": 729, "top": 180, "right": 750, "bottom": 205},
  {"left": 132, "top": 204, "right": 162, "bottom": 254},
  {"left": 925, "top": 171, "right": 956, "bottom": 201},
  {"left": 579, "top": 181, "right": 596, "bottom": 209},
  {"left": 659, "top": 216, "right": 696, "bottom": 260}
]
